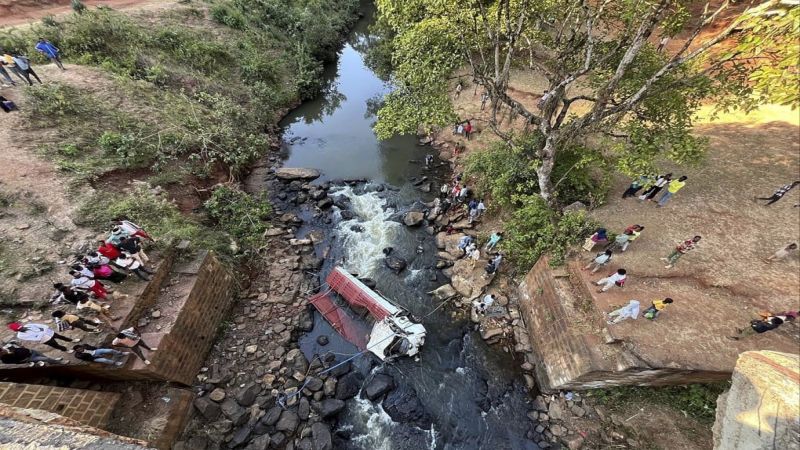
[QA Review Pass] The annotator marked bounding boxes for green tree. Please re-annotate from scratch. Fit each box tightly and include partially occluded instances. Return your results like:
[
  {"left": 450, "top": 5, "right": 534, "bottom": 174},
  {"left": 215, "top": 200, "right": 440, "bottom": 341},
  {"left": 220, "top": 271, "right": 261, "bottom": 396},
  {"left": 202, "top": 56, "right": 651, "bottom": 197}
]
[{"left": 375, "top": 0, "right": 798, "bottom": 208}]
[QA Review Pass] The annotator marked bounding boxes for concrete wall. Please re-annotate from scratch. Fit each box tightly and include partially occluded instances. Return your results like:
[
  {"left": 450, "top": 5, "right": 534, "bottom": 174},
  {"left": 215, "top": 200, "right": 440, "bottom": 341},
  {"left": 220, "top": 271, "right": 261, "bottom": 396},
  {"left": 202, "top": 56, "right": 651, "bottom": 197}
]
[
  {"left": 517, "top": 256, "right": 733, "bottom": 391},
  {"left": 0, "top": 382, "right": 120, "bottom": 429},
  {"left": 712, "top": 351, "right": 800, "bottom": 450}
]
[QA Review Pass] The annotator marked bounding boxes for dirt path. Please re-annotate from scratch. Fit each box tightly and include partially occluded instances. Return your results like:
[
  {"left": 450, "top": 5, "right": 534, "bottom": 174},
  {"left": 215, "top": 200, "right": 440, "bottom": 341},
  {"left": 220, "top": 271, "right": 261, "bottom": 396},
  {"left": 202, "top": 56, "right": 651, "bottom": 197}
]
[{"left": 0, "top": 0, "right": 171, "bottom": 28}]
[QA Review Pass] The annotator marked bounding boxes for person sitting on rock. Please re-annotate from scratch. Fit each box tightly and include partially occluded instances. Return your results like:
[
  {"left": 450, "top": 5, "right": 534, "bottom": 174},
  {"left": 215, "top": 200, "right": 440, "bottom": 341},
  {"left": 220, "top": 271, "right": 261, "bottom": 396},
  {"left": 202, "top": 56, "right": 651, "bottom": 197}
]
[
  {"left": 1, "top": 342, "right": 66, "bottom": 366},
  {"left": 97, "top": 240, "right": 121, "bottom": 260},
  {"left": 118, "top": 236, "right": 149, "bottom": 265},
  {"left": 115, "top": 251, "right": 153, "bottom": 281},
  {"left": 50, "top": 283, "right": 85, "bottom": 306},
  {"left": 458, "top": 235, "right": 473, "bottom": 255},
  {"left": 52, "top": 310, "right": 101, "bottom": 333},
  {"left": 112, "top": 327, "right": 157, "bottom": 365},
  {"left": 473, "top": 294, "right": 495, "bottom": 316},
  {"left": 70, "top": 264, "right": 95, "bottom": 279},
  {"left": 73, "top": 344, "right": 127, "bottom": 366},
  {"left": 70, "top": 271, "right": 109, "bottom": 299}
]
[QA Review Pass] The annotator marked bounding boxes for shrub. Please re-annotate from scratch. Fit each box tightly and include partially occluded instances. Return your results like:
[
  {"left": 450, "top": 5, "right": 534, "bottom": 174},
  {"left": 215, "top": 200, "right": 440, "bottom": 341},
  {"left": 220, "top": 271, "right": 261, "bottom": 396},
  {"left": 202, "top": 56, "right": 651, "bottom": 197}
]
[
  {"left": 24, "top": 83, "right": 87, "bottom": 118},
  {"left": 591, "top": 382, "right": 730, "bottom": 423},
  {"left": 203, "top": 186, "right": 271, "bottom": 250}
]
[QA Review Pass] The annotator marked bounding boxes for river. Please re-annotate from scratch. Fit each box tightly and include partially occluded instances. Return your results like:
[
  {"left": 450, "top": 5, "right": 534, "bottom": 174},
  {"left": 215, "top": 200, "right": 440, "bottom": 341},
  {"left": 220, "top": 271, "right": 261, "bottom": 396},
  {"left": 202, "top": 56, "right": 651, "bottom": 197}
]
[{"left": 277, "top": 4, "right": 538, "bottom": 449}]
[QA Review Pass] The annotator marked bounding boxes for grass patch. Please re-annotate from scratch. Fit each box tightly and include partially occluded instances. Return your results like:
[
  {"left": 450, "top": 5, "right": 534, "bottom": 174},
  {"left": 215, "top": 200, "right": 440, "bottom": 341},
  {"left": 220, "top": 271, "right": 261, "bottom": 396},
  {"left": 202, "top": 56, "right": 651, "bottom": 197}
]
[{"left": 588, "top": 382, "right": 730, "bottom": 424}]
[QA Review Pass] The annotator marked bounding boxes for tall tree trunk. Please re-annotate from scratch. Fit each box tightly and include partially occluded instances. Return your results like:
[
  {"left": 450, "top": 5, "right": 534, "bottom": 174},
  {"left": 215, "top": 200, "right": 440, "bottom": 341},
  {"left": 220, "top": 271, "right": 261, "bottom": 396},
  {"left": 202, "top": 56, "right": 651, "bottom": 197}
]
[{"left": 536, "top": 135, "right": 557, "bottom": 209}]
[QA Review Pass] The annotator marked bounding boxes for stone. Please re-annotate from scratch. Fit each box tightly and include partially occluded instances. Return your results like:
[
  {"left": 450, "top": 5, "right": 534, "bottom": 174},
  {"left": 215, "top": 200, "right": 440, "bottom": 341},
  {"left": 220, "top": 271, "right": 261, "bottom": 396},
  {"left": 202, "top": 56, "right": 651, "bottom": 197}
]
[
  {"left": 208, "top": 388, "right": 226, "bottom": 403},
  {"left": 315, "top": 398, "right": 346, "bottom": 419},
  {"left": 305, "top": 377, "right": 324, "bottom": 392},
  {"left": 317, "top": 198, "right": 333, "bottom": 209},
  {"left": 229, "top": 424, "right": 253, "bottom": 448},
  {"left": 245, "top": 345, "right": 258, "bottom": 354},
  {"left": 316, "top": 335, "right": 329, "bottom": 346},
  {"left": 548, "top": 400, "right": 564, "bottom": 421},
  {"left": 335, "top": 372, "right": 364, "bottom": 400},
  {"left": 151, "top": 310, "right": 161, "bottom": 318},
  {"left": 550, "top": 424, "right": 564, "bottom": 437},
  {"left": 429, "top": 284, "right": 457, "bottom": 301},
  {"left": 384, "top": 256, "right": 407, "bottom": 273},
  {"left": 564, "top": 435, "right": 584, "bottom": 450},
  {"left": 403, "top": 211, "right": 425, "bottom": 226},
  {"left": 262, "top": 406, "right": 282, "bottom": 426},
  {"left": 481, "top": 328, "right": 504, "bottom": 341},
  {"left": 245, "top": 435, "right": 271, "bottom": 450},
  {"left": 563, "top": 201, "right": 587, "bottom": 213},
  {"left": 271, "top": 432, "right": 286, "bottom": 448},
  {"left": 382, "top": 384, "right": 432, "bottom": 429},
  {"left": 339, "top": 210, "right": 355, "bottom": 220},
  {"left": 275, "top": 168, "right": 321, "bottom": 181},
  {"left": 221, "top": 398, "right": 248, "bottom": 426},
  {"left": 194, "top": 397, "right": 221, "bottom": 421},
  {"left": 296, "top": 438, "right": 313, "bottom": 450},
  {"left": 363, "top": 373, "right": 395, "bottom": 401},
  {"left": 264, "top": 227, "right": 285, "bottom": 237},
  {"left": 311, "top": 422, "right": 333, "bottom": 450},
  {"left": 535, "top": 425, "right": 545, "bottom": 433},
  {"left": 523, "top": 374, "right": 536, "bottom": 390},
  {"left": 570, "top": 405, "right": 586, "bottom": 417},
  {"left": 527, "top": 411, "right": 538, "bottom": 421},
  {"left": 298, "top": 398, "right": 310, "bottom": 420},
  {"left": 275, "top": 410, "right": 299, "bottom": 433},
  {"left": 236, "top": 383, "right": 262, "bottom": 407},
  {"left": 323, "top": 378, "right": 337, "bottom": 397},
  {"left": 521, "top": 362, "right": 534, "bottom": 372}
]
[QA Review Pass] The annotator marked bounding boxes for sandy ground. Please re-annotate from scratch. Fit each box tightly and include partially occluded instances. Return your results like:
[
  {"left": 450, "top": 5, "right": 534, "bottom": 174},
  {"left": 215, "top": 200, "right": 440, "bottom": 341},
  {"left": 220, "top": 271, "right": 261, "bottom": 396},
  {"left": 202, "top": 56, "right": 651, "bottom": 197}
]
[{"left": 0, "top": 0, "right": 169, "bottom": 28}]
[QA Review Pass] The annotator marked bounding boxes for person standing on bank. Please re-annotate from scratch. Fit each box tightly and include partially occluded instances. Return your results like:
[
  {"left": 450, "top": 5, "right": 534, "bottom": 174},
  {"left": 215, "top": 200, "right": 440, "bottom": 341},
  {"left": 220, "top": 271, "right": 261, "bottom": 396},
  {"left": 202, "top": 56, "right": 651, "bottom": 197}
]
[
  {"left": 640, "top": 173, "right": 671, "bottom": 202},
  {"left": 35, "top": 38, "right": 65, "bottom": 70},
  {"left": 11, "top": 54, "right": 42, "bottom": 86},
  {"left": 662, "top": 235, "right": 701, "bottom": 269},
  {"left": 112, "top": 327, "right": 157, "bottom": 365},
  {"left": 657, "top": 176, "right": 687, "bottom": 207}
]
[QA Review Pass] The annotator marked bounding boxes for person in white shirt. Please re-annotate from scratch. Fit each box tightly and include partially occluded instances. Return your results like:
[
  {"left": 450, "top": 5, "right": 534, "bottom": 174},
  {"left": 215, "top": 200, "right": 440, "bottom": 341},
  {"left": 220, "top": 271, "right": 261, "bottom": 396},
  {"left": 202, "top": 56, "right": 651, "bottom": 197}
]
[
  {"left": 595, "top": 269, "right": 627, "bottom": 293},
  {"left": 476, "top": 200, "right": 486, "bottom": 217},
  {"left": 472, "top": 294, "right": 496, "bottom": 316},
  {"left": 7, "top": 322, "right": 79, "bottom": 351},
  {"left": 115, "top": 252, "right": 154, "bottom": 281},
  {"left": 468, "top": 246, "right": 481, "bottom": 268},
  {"left": 606, "top": 300, "right": 640, "bottom": 324}
]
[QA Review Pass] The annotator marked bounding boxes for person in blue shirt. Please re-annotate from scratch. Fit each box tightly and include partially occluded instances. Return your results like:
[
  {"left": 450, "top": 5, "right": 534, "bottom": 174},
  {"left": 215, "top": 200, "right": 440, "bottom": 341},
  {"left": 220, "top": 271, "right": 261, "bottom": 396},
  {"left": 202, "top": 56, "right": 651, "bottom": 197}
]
[{"left": 35, "top": 38, "right": 65, "bottom": 70}]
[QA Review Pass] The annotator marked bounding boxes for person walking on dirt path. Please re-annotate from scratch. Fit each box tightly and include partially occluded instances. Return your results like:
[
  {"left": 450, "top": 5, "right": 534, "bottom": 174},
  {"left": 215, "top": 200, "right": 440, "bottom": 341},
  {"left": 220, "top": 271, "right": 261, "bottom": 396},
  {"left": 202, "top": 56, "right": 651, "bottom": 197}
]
[
  {"left": 0, "top": 65, "right": 16, "bottom": 86},
  {"left": 767, "top": 243, "right": 798, "bottom": 262},
  {"left": 755, "top": 181, "right": 800, "bottom": 206},
  {"left": 622, "top": 175, "right": 651, "bottom": 199},
  {"left": 605, "top": 230, "right": 632, "bottom": 253},
  {"left": 35, "top": 38, "right": 65, "bottom": 70},
  {"left": 1, "top": 342, "right": 65, "bottom": 366},
  {"left": 640, "top": 173, "right": 671, "bottom": 202},
  {"left": 662, "top": 235, "right": 701, "bottom": 269},
  {"left": 463, "top": 121, "right": 473, "bottom": 141},
  {"left": 7, "top": 322, "right": 80, "bottom": 352},
  {"left": 643, "top": 298, "right": 673, "bottom": 320},
  {"left": 606, "top": 300, "right": 640, "bottom": 324},
  {"left": 485, "top": 231, "right": 503, "bottom": 252},
  {"left": 480, "top": 91, "right": 489, "bottom": 111},
  {"left": 583, "top": 250, "right": 613, "bottom": 274},
  {"left": 455, "top": 80, "right": 463, "bottom": 98},
  {"left": 11, "top": 54, "right": 41, "bottom": 86},
  {"left": 52, "top": 310, "right": 101, "bottom": 333},
  {"left": 621, "top": 225, "right": 643, "bottom": 252},
  {"left": 657, "top": 176, "right": 687, "bottom": 207},
  {"left": 595, "top": 269, "right": 627, "bottom": 293},
  {"left": 0, "top": 52, "right": 26, "bottom": 84},
  {"left": 475, "top": 199, "right": 486, "bottom": 218},
  {"left": 728, "top": 316, "right": 791, "bottom": 340},
  {"left": 73, "top": 344, "right": 127, "bottom": 366},
  {"left": 112, "top": 327, "right": 157, "bottom": 365}
]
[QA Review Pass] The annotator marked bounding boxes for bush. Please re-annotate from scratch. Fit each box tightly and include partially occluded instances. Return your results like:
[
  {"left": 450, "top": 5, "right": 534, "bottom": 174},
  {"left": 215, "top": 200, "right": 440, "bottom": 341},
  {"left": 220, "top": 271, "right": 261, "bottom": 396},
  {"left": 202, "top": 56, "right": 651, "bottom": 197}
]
[
  {"left": 203, "top": 186, "right": 271, "bottom": 250},
  {"left": 24, "top": 83, "right": 87, "bottom": 118},
  {"left": 591, "top": 382, "right": 730, "bottom": 423}
]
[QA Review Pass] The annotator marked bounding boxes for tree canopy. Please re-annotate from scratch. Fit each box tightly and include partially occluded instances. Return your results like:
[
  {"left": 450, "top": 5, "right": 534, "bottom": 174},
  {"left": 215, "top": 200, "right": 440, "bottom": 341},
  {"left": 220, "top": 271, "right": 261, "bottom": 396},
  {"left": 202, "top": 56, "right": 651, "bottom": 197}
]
[{"left": 373, "top": 0, "right": 799, "bottom": 208}]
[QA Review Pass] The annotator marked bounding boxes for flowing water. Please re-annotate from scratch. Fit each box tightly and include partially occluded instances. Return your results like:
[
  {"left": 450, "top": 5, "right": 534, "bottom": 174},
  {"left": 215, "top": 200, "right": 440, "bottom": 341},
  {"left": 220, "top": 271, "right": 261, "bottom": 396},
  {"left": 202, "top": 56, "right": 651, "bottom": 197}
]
[{"left": 278, "top": 4, "right": 538, "bottom": 449}]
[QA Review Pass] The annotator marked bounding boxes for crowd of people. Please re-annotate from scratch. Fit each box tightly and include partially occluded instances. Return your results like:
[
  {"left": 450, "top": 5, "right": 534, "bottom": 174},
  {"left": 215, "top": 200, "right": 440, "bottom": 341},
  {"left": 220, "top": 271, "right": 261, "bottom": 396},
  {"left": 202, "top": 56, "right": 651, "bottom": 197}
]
[
  {"left": 2, "top": 218, "right": 159, "bottom": 367},
  {"left": 587, "top": 176, "right": 800, "bottom": 339}
]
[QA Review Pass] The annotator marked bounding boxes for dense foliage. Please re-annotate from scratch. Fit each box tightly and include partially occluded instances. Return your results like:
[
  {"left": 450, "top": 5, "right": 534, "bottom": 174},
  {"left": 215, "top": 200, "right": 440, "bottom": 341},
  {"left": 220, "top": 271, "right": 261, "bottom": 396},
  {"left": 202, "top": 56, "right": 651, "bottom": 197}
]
[
  {"left": 591, "top": 382, "right": 731, "bottom": 423},
  {"left": 374, "top": 0, "right": 797, "bottom": 208}
]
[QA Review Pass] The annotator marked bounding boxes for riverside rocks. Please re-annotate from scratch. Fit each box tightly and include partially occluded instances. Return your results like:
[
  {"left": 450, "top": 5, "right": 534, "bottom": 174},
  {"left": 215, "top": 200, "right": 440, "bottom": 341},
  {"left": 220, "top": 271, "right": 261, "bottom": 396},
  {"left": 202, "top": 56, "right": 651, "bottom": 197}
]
[
  {"left": 382, "top": 384, "right": 432, "bottom": 429},
  {"left": 274, "top": 168, "right": 321, "bottom": 181},
  {"left": 403, "top": 211, "right": 425, "bottom": 226},
  {"left": 363, "top": 373, "right": 395, "bottom": 401},
  {"left": 384, "top": 255, "right": 407, "bottom": 272}
]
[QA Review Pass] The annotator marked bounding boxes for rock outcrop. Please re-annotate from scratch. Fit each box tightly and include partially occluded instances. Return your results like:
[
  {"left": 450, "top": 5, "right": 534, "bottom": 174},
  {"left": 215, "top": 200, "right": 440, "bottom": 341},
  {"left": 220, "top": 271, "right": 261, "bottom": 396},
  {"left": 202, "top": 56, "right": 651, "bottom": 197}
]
[{"left": 274, "top": 168, "right": 321, "bottom": 181}]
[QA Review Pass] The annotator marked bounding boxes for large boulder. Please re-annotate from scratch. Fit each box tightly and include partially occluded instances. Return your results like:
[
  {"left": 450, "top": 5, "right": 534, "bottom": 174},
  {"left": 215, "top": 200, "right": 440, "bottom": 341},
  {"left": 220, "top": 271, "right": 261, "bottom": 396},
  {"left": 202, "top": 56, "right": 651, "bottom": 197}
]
[
  {"left": 275, "top": 167, "right": 321, "bottom": 181},
  {"left": 193, "top": 397, "right": 221, "bottom": 421},
  {"left": 449, "top": 259, "right": 490, "bottom": 300},
  {"left": 363, "top": 373, "right": 395, "bottom": 401},
  {"left": 435, "top": 232, "right": 468, "bottom": 259},
  {"left": 429, "top": 284, "right": 458, "bottom": 301},
  {"left": 311, "top": 422, "right": 333, "bottom": 450},
  {"left": 403, "top": 211, "right": 425, "bottom": 227},
  {"left": 382, "top": 384, "right": 432, "bottom": 429},
  {"left": 315, "top": 399, "right": 346, "bottom": 419},
  {"left": 335, "top": 372, "right": 364, "bottom": 400},
  {"left": 275, "top": 410, "right": 299, "bottom": 433},
  {"left": 236, "top": 383, "right": 262, "bottom": 407}
]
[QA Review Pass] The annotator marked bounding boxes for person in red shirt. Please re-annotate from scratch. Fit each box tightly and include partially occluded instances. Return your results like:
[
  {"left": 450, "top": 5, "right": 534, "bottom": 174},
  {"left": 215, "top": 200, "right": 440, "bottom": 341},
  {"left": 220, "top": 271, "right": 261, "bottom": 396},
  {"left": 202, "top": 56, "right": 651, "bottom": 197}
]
[
  {"left": 97, "top": 240, "right": 121, "bottom": 260},
  {"left": 463, "top": 121, "right": 473, "bottom": 140}
]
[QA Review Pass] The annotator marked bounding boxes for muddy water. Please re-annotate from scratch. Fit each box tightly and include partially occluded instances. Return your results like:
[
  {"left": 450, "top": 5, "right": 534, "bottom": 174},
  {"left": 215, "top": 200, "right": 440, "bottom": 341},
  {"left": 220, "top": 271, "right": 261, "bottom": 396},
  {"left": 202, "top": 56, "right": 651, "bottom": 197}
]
[{"left": 279, "top": 5, "right": 538, "bottom": 450}]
